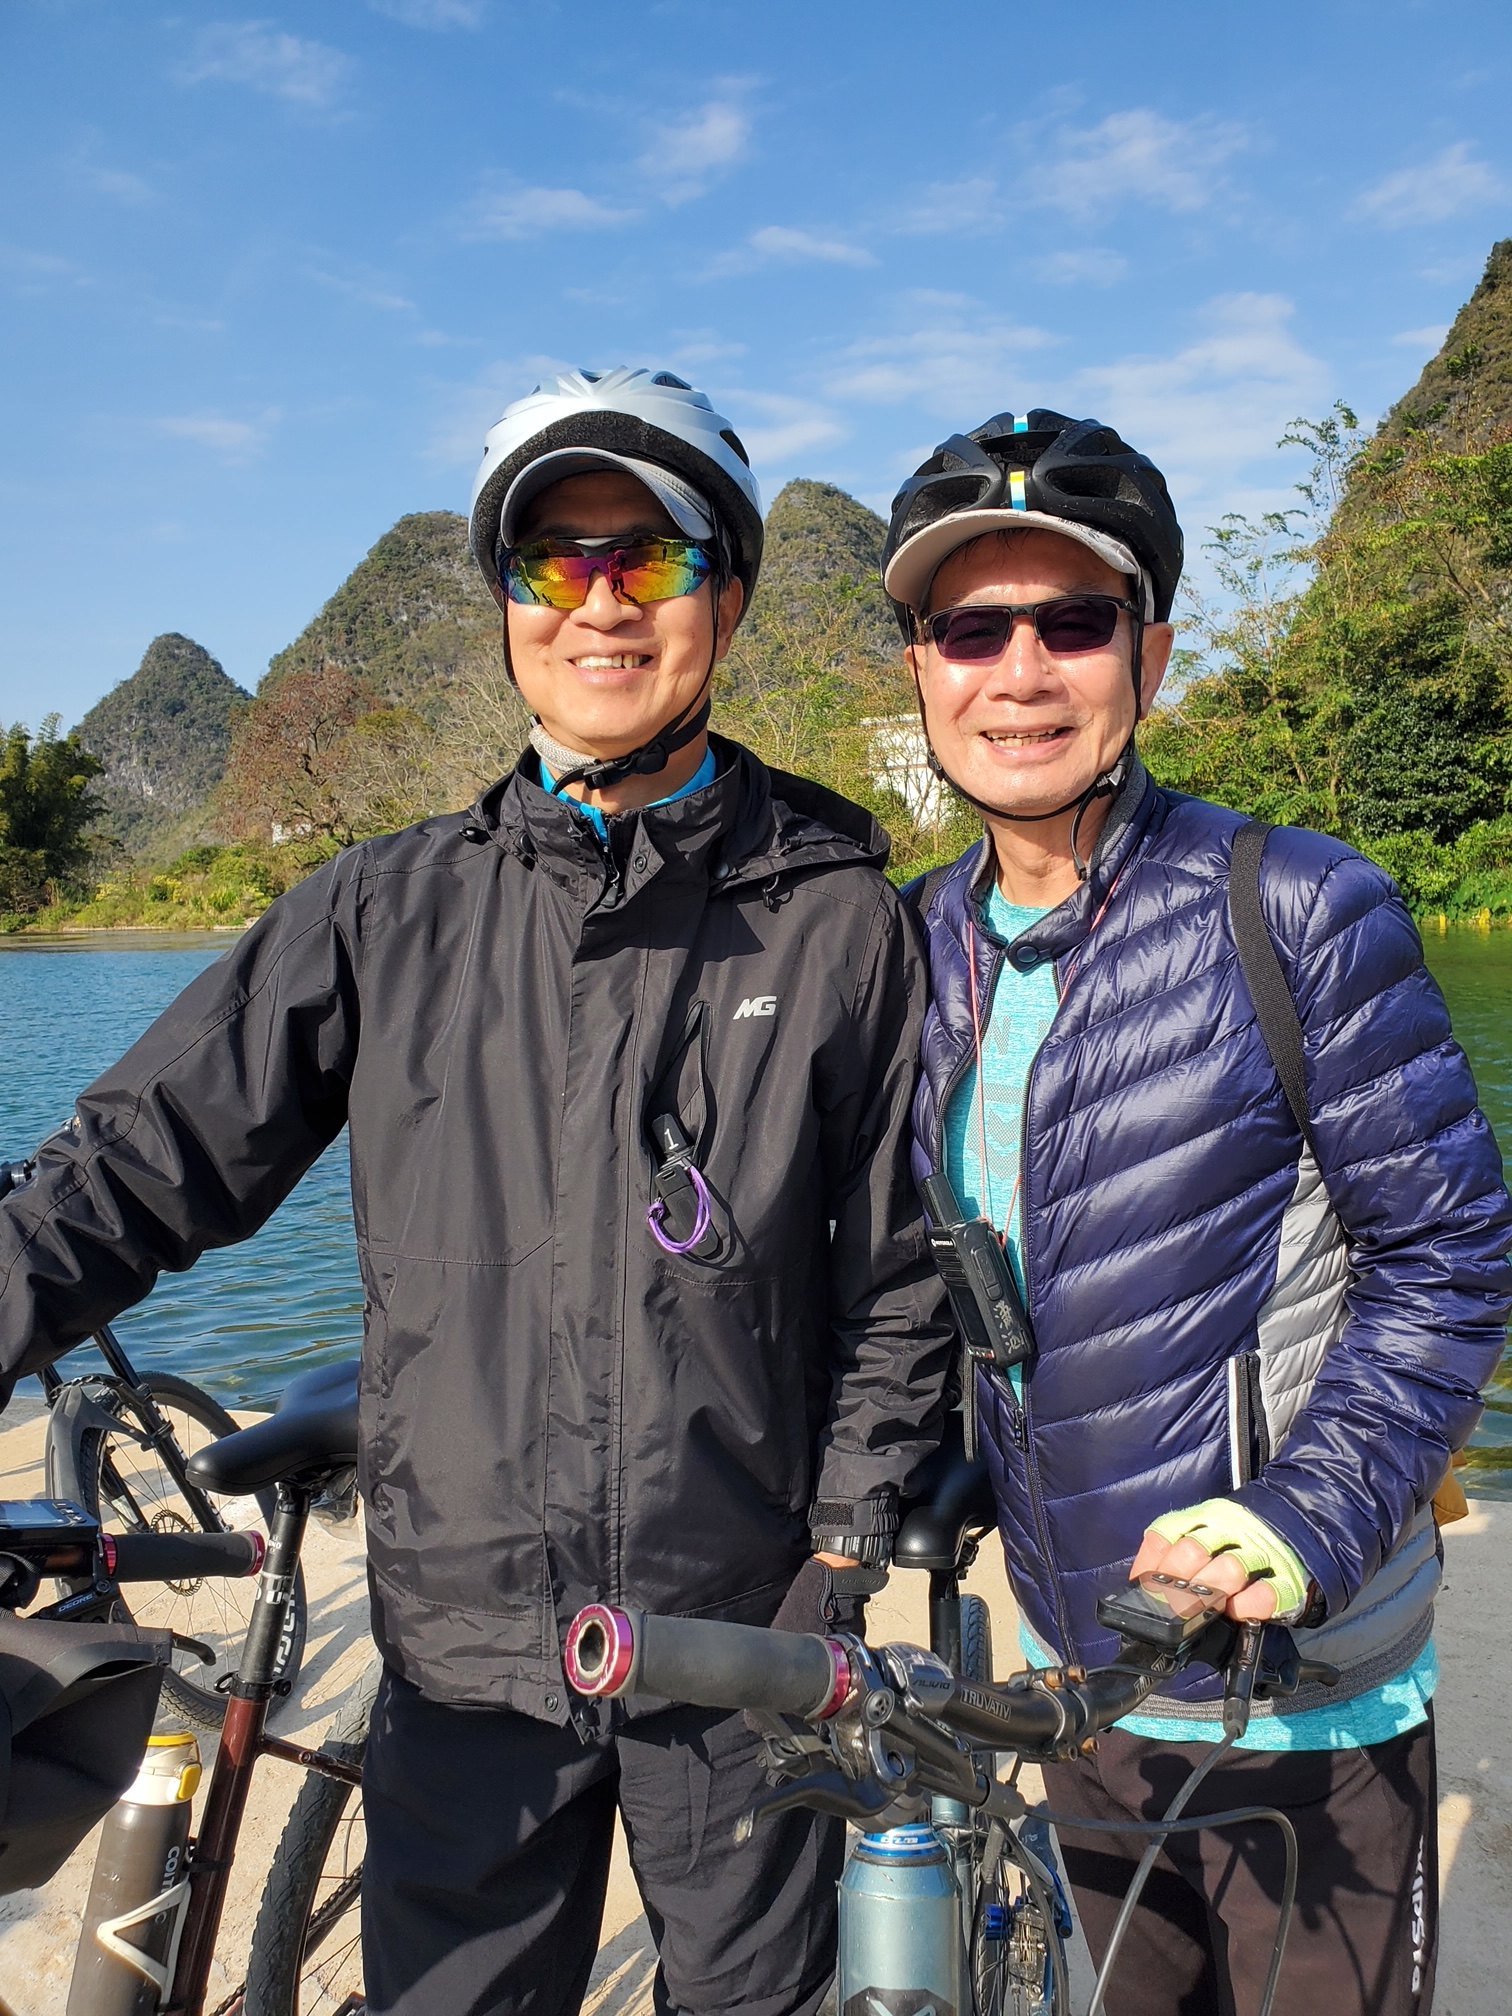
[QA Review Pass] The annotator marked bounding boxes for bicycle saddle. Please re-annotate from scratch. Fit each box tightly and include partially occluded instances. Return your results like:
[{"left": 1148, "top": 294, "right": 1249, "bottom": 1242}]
[
  {"left": 894, "top": 1415, "right": 997, "bottom": 1573},
  {"left": 186, "top": 1358, "right": 361, "bottom": 1495}
]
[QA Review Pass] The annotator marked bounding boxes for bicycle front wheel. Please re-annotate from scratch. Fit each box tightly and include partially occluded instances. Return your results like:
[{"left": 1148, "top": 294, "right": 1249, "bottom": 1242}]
[
  {"left": 70, "top": 1372, "right": 309, "bottom": 1729},
  {"left": 243, "top": 1664, "right": 377, "bottom": 2015}
]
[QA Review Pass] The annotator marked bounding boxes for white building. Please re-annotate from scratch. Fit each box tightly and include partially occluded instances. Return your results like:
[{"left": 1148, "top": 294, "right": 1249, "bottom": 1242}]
[{"left": 863, "top": 714, "right": 949, "bottom": 826}]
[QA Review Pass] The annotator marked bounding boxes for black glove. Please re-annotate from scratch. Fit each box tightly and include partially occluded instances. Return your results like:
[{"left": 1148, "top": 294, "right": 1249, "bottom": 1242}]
[
  {"left": 748, "top": 1558, "right": 886, "bottom": 1769},
  {"left": 771, "top": 1556, "right": 886, "bottom": 1638}
]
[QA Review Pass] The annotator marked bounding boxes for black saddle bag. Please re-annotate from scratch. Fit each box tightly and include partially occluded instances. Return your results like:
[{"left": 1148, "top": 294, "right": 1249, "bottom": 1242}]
[{"left": 0, "top": 1610, "right": 171, "bottom": 1894}]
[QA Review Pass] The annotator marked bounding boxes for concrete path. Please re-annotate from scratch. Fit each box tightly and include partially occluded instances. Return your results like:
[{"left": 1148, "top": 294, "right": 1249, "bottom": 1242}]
[{"left": 0, "top": 1394, "right": 1505, "bottom": 2013}]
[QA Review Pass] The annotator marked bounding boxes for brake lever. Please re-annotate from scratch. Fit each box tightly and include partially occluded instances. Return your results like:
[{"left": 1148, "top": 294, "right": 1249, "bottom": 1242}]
[
  {"left": 1222, "top": 1621, "right": 1266, "bottom": 1740},
  {"left": 735, "top": 1768, "right": 901, "bottom": 1840}
]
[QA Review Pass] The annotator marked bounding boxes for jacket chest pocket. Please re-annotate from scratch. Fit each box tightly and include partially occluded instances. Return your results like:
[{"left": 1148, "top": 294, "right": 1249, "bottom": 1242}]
[{"left": 645, "top": 1002, "right": 723, "bottom": 1263}]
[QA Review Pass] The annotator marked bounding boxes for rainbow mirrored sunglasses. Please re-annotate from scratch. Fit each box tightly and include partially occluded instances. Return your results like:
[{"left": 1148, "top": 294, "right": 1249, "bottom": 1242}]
[{"left": 499, "top": 534, "right": 714, "bottom": 611}]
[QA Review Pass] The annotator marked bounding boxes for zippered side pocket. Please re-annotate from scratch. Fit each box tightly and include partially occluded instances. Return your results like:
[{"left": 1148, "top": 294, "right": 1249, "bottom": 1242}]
[{"left": 1226, "top": 1350, "right": 1271, "bottom": 1487}]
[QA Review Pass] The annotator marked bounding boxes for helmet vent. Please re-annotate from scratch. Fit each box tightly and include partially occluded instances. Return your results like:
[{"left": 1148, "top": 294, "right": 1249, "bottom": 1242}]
[
  {"left": 652, "top": 371, "right": 693, "bottom": 389},
  {"left": 1047, "top": 465, "right": 1122, "bottom": 501},
  {"left": 720, "top": 428, "right": 752, "bottom": 468}
]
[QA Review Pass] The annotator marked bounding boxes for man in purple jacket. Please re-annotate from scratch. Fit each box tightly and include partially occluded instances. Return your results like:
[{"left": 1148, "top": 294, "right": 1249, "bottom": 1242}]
[{"left": 883, "top": 407, "right": 1511, "bottom": 2015}]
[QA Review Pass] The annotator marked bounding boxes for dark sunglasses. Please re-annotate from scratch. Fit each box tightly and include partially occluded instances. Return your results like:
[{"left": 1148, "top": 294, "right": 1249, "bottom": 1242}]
[
  {"left": 499, "top": 534, "right": 713, "bottom": 611},
  {"left": 923, "top": 594, "right": 1140, "bottom": 663}
]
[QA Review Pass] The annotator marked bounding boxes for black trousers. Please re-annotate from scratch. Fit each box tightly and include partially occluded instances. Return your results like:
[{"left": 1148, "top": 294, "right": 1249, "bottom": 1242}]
[
  {"left": 1040, "top": 1709, "right": 1438, "bottom": 2016},
  {"left": 361, "top": 1665, "right": 844, "bottom": 2016}
]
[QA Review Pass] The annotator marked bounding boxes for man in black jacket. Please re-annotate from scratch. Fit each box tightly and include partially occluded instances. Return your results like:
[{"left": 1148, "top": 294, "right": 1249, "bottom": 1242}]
[{"left": 0, "top": 368, "right": 953, "bottom": 2015}]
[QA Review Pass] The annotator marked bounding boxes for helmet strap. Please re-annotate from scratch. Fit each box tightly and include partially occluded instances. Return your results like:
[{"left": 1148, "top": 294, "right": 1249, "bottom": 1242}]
[
  {"left": 912, "top": 664, "right": 1136, "bottom": 884},
  {"left": 531, "top": 663, "right": 714, "bottom": 797}
]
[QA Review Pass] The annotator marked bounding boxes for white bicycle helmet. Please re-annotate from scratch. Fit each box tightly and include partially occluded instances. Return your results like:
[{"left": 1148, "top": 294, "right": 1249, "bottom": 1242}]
[{"left": 469, "top": 367, "right": 764, "bottom": 614}]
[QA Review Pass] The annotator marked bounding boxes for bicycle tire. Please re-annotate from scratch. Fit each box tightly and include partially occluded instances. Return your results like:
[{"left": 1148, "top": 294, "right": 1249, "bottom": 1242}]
[
  {"left": 242, "top": 1663, "right": 378, "bottom": 2016},
  {"left": 51, "top": 1371, "right": 309, "bottom": 1730},
  {"left": 960, "top": 1592, "right": 993, "bottom": 1686}
]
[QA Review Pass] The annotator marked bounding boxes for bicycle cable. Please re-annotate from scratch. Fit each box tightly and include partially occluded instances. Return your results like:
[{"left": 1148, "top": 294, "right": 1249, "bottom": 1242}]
[{"left": 1034, "top": 1741, "right": 1299, "bottom": 2016}]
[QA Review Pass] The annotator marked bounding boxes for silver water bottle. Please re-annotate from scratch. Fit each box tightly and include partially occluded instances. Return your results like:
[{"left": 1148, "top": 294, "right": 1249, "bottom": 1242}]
[
  {"left": 66, "top": 1732, "right": 201, "bottom": 2016},
  {"left": 838, "top": 1823, "right": 965, "bottom": 2016}
]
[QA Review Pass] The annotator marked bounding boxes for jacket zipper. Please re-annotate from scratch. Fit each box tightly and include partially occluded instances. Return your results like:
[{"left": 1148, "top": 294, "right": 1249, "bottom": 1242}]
[
  {"left": 1013, "top": 957, "right": 1080, "bottom": 1659},
  {"left": 935, "top": 932, "right": 1076, "bottom": 1660}
]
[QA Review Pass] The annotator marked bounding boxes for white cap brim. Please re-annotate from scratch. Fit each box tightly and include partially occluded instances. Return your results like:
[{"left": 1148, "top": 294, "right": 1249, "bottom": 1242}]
[
  {"left": 498, "top": 449, "right": 715, "bottom": 547},
  {"left": 884, "top": 508, "right": 1153, "bottom": 620}
]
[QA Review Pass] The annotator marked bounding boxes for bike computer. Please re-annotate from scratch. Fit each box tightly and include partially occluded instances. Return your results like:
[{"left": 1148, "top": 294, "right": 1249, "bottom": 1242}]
[{"left": 1096, "top": 1582, "right": 1216, "bottom": 1652}]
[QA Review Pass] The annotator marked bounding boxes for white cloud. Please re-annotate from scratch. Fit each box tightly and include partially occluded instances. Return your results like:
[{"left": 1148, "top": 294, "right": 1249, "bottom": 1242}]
[
  {"left": 1073, "top": 293, "right": 1331, "bottom": 524},
  {"left": 1393, "top": 323, "right": 1450, "bottom": 350},
  {"left": 306, "top": 262, "right": 415, "bottom": 313},
  {"left": 734, "top": 392, "right": 846, "bottom": 468},
  {"left": 670, "top": 332, "right": 749, "bottom": 367},
  {"left": 367, "top": 0, "right": 484, "bottom": 26},
  {"left": 424, "top": 355, "right": 571, "bottom": 469},
  {"left": 0, "top": 245, "right": 90, "bottom": 293},
  {"left": 707, "top": 225, "right": 876, "bottom": 278},
  {"left": 1352, "top": 142, "right": 1506, "bottom": 227},
  {"left": 463, "top": 186, "right": 639, "bottom": 240},
  {"left": 891, "top": 178, "right": 1004, "bottom": 237},
  {"left": 749, "top": 226, "right": 875, "bottom": 267},
  {"left": 1032, "top": 108, "right": 1249, "bottom": 217},
  {"left": 177, "top": 21, "right": 352, "bottom": 109},
  {"left": 640, "top": 97, "right": 751, "bottom": 202},
  {"left": 82, "top": 164, "right": 153, "bottom": 205},
  {"left": 1419, "top": 254, "right": 1482, "bottom": 286},
  {"left": 155, "top": 409, "right": 280, "bottom": 460},
  {"left": 1037, "top": 247, "right": 1130, "bottom": 287},
  {"left": 823, "top": 294, "right": 1055, "bottom": 415}
]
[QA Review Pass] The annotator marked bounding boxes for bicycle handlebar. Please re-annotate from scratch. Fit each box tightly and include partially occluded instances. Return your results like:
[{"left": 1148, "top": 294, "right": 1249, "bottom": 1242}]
[
  {"left": 937, "top": 1656, "right": 1163, "bottom": 1753},
  {"left": 566, "top": 1605, "right": 852, "bottom": 1720},
  {"left": 563, "top": 1604, "right": 1169, "bottom": 1761}
]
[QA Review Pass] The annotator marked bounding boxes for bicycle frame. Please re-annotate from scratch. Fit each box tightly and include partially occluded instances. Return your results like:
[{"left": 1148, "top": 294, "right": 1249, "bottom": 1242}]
[
  {"left": 847, "top": 1553, "right": 1071, "bottom": 2016},
  {"left": 64, "top": 1478, "right": 357, "bottom": 2016}
]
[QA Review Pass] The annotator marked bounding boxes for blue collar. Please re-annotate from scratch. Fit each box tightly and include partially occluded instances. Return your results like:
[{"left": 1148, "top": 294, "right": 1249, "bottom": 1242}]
[{"left": 540, "top": 744, "right": 718, "bottom": 842}]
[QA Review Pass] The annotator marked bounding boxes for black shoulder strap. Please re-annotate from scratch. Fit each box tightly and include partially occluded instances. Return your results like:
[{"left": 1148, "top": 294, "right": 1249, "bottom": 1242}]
[
  {"left": 901, "top": 863, "right": 952, "bottom": 924},
  {"left": 1229, "top": 819, "right": 1319, "bottom": 1159}
]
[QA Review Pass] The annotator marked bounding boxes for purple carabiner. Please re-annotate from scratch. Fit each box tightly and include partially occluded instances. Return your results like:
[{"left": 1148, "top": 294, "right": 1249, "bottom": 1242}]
[{"left": 648, "top": 1163, "right": 714, "bottom": 1255}]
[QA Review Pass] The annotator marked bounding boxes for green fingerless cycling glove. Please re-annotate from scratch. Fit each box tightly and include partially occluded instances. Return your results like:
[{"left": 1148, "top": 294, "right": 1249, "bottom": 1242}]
[{"left": 1146, "top": 1499, "right": 1312, "bottom": 1618}]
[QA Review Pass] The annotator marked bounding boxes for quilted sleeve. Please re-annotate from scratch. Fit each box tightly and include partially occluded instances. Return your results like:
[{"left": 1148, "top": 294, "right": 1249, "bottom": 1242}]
[{"left": 1235, "top": 835, "right": 1512, "bottom": 1617}]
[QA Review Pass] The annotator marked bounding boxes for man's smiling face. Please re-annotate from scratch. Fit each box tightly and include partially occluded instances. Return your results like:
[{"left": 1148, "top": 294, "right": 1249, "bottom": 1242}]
[
  {"left": 907, "top": 527, "right": 1172, "bottom": 821},
  {"left": 505, "top": 467, "right": 742, "bottom": 761}
]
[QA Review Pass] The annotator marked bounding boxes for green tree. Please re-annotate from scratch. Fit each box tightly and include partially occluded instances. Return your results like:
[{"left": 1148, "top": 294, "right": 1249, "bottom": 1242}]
[{"left": 0, "top": 716, "right": 105, "bottom": 913}]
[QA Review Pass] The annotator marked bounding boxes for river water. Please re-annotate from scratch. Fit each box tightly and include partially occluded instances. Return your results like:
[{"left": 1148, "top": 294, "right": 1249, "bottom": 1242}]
[{"left": 2, "top": 926, "right": 1510, "bottom": 1495}]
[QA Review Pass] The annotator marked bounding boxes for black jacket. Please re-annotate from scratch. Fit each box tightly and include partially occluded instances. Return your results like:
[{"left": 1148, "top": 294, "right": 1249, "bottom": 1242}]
[{"left": 0, "top": 742, "right": 953, "bottom": 1715}]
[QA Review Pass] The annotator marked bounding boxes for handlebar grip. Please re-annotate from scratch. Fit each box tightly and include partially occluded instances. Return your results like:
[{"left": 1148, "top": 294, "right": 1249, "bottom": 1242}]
[
  {"left": 565, "top": 1606, "right": 851, "bottom": 1721},
  {"left": 107, "top": 1528, "right": 265, "bottom": 1583}
]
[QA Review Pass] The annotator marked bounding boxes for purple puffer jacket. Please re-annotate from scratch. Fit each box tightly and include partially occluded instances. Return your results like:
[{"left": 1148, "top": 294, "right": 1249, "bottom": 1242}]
[{"left": 912, "top": 762, "right": 1512, "bottom": 1714}]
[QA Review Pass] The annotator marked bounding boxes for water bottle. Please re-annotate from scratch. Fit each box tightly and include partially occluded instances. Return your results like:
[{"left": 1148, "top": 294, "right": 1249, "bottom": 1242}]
[
  {"left": 838, "top": 1823, "right": 965, "bottom": 2016},
  {"left": 66, "top": 1732, "right": 201, "bottom": 2016}
]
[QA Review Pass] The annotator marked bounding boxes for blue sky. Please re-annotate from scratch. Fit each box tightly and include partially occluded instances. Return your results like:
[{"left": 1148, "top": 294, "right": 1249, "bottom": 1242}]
[{"left": 3, "top": 0, "right": 1510, "bottom": 728}]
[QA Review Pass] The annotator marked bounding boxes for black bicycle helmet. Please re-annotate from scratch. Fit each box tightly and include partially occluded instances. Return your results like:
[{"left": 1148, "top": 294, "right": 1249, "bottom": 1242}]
[{"left": 881, "top": 409, "right": 1184, "bottom": 636}]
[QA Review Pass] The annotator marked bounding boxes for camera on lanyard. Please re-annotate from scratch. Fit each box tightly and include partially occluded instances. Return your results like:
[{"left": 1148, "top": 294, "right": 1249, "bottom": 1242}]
[{"left": 920, "top": 1170, "right": 1035, "bottom": 1372}]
